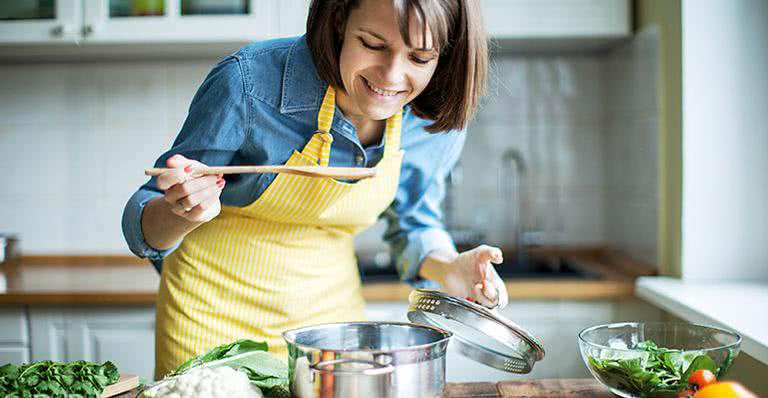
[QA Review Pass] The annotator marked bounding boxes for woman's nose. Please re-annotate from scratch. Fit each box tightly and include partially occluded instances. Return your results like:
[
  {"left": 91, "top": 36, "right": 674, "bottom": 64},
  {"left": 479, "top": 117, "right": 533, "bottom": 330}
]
[{"left": 379, "top": 54, "right": 407, "bottom": 86}]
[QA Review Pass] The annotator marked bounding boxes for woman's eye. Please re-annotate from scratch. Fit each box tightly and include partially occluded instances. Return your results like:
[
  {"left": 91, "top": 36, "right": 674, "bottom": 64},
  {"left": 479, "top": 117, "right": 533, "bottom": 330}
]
[
  {"left": 411, "top": 56, "right": 432, "bottom": 65},
  {"left": 360, "top": 38, "right": 385, "bottom": 51}
]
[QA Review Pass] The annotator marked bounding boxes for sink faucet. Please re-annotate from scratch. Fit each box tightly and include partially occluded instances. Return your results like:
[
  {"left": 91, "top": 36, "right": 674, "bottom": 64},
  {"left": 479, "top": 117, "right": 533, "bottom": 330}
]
[{"left": 500, "top": 148, "right": 531, "bottom": 268}]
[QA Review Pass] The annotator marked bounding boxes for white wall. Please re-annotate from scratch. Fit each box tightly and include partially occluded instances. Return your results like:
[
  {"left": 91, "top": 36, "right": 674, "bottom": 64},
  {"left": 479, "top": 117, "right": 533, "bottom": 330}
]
[{"left": 681, "top": 0, "right": 768, "bottom": 280}]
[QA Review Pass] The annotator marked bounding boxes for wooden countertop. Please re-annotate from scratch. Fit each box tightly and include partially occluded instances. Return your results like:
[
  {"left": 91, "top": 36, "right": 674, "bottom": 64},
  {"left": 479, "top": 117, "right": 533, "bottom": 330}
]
[
  {"left": 110, "top": 379, "right": 613, "bottom": 397},
  {"left": 0, "top": 249, "right": 654, "bottom": 305}
]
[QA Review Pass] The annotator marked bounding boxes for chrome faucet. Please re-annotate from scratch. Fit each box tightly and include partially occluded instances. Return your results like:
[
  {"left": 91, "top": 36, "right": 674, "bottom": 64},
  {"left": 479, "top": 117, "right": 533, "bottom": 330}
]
[{"left": 500, "top": 148, "right": 532, "bottom": 268}]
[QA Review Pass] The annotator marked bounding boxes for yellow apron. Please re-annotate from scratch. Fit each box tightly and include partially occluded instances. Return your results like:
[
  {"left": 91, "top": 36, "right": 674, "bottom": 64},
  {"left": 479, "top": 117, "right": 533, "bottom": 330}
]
[{"left": 154, "top": 86, "right": 404, "bottom": 378}]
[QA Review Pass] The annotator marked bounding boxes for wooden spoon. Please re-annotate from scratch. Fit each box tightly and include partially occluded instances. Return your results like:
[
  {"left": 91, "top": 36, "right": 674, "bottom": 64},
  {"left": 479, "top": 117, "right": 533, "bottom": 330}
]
[{"left": 145, "top": 165, "right": 376, "bottom": 180}]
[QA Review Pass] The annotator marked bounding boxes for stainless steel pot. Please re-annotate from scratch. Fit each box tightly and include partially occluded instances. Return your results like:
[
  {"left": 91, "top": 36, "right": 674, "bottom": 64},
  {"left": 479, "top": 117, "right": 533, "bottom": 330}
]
[{"left": 283, "top": 322, "right": 451, "bottom": 398}]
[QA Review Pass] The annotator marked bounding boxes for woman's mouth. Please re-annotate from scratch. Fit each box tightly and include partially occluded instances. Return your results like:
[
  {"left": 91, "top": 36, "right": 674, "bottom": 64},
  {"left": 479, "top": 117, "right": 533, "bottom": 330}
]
[{"left": 361, "top": 77, "right": 405, "bottom": 100}]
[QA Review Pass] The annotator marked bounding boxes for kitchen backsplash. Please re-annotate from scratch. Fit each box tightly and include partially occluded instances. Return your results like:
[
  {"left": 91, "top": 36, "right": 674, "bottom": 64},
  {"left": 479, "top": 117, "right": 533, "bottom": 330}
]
[{"left": 0, "top": 29, "right": 658, "bottom": 265}]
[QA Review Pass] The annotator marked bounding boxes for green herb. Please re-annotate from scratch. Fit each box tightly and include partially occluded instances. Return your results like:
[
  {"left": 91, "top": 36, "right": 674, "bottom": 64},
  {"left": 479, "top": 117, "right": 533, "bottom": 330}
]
[
  {"left": 170, "top": 339, "right": 289, "bottom": 398},
  {"left": 0, "top": 360, "right": 119, "bottom": 398},
  {"left": 588, "top": 340, "right": 722, "bottom": 398}
]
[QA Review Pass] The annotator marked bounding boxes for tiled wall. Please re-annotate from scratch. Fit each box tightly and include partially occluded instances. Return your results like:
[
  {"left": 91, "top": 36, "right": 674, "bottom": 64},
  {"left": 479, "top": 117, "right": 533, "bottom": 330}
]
[
  {"left": 0, "top": 31, "right": 659, "bottom": 265},
  {"left": 0, "top": 60, "right": 215, "bottom": 253},
  {"left": 448, "top": 28, "right": 659, "bottom": 265}
]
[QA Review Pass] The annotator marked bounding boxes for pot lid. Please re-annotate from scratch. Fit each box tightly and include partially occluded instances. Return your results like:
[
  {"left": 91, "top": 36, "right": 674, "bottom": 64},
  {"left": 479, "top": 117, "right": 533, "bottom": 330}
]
[{"left": 407, "top": 289, "right": 545, "bottom": 374}]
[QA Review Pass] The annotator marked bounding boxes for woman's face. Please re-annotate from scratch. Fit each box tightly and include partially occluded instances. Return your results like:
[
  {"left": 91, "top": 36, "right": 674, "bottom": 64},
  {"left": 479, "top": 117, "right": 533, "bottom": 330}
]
[{"left": 338, "top": 0, "right": 440, "bottom": 121}]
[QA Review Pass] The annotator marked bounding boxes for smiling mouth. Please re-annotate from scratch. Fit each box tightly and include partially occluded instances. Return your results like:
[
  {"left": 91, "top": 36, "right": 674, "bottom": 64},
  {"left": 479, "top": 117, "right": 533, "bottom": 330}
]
[{"left": 362, "top": 77, "right": 404, "bottom": 97}]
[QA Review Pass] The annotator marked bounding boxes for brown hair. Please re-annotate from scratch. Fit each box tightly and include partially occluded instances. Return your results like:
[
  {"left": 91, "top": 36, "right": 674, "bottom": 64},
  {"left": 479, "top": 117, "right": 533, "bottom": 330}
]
[{"left": 306, "top": 0, "right": 488, "bottom": 133}]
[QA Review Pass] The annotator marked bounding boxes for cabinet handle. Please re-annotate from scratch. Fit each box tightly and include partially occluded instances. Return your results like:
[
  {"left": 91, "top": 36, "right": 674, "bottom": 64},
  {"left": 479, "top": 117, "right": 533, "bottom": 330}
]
[
  {"left": 83, "top": 24, "right": 101, "bottom": 36},
  {"left": 51, "top": 24, "right": 75, "bottom": 37}
]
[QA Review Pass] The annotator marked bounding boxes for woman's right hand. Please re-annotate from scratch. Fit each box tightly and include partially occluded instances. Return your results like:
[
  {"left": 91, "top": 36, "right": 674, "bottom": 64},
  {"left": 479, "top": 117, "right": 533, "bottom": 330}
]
[{"left": 156, "top": 154, "right": 225, "bottom": 223}]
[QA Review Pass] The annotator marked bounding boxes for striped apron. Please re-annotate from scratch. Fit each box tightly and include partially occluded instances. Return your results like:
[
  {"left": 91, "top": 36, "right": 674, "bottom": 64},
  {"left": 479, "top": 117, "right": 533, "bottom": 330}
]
[{"left": 154, "top": 86, "right": 404, "bottom": 378}]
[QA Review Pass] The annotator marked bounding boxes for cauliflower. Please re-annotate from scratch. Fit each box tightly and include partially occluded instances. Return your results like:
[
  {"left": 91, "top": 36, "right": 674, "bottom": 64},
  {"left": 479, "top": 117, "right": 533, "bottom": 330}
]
[{"left": 153, "top": 366, "right": 263, "bottom": 398}]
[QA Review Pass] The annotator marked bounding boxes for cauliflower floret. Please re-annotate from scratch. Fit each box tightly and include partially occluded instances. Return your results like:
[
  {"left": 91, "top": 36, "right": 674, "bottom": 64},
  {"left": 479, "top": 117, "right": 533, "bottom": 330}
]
[{"left": 154, "top": 366, "right": 263, "bottom": 398}]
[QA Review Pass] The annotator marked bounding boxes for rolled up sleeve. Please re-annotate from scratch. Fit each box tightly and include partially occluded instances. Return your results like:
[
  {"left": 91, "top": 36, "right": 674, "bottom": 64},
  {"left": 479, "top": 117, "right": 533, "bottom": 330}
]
[
  {"left": 121, "top": 56, "right": 248, "bottom": 270},
  {"left": 382, "top": 129, "right": 466, "bottom": 288}
]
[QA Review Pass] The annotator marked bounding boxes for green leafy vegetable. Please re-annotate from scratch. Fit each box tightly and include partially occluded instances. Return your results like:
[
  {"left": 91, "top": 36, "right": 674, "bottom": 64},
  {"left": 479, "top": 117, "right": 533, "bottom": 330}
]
[
  {"left": 588, "top": 340, "right": 724, "bottom": 398},
  {"left": 170, "top": 339, "right": 289, "bottom": 398},
  {"left": 0, "top": 360, "right": 119, "bottom": 398}
]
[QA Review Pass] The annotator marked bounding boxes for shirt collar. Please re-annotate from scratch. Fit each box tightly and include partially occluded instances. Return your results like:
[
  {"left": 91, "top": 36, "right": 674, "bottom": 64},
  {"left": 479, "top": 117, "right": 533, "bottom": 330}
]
[{"left": 279, "top": 35, "right": 326, "bottom": 114}]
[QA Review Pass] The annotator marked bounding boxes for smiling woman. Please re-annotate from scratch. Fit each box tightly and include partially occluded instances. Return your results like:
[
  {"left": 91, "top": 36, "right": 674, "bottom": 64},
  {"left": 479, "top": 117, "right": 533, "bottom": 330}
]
[
  {"left": 307, "top": 0, "right": 487, "bottom": 134},
  {"left": 121, "top": 0, "right": 502, "bottom": 380}
]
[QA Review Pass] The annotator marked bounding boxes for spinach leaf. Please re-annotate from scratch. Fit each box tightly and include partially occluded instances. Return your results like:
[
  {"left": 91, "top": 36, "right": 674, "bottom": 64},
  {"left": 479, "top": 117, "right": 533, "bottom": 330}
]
[{"left": 0, "top": 360, "right": 119, "bottom": 397}]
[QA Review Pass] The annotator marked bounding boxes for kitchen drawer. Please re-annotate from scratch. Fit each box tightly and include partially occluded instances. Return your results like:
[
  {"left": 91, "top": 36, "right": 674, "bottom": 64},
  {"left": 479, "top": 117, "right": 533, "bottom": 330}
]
[
  {"left": 0, "top": 346, "right": 30, "bottom": 364},
  {"left": 0, "top": 306, "right": 29, "bottom": 345}
]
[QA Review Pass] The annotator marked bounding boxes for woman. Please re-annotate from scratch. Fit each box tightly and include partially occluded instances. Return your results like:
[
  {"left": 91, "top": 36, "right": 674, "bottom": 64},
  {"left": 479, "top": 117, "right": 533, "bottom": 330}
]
[{"left": 122, "top": 0, "right": 508, "bottom": 378}]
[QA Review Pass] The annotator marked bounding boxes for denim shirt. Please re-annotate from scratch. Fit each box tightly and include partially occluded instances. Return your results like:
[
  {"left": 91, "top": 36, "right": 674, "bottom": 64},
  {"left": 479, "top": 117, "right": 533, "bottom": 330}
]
[{"left": 122, "top": 35, "right": 464, "bottom": 287}]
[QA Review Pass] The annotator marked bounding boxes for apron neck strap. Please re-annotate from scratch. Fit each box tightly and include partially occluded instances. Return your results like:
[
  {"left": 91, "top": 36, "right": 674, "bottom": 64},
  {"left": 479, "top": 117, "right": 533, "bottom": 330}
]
[{"left": 308, "top": 86, "right": 402, "bottom": 165}]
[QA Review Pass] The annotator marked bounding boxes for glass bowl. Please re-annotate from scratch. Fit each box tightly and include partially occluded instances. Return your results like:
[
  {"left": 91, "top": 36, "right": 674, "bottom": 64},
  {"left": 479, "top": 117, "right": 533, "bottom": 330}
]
[{"left": 578, "top": 322, "right": 741, "bottom": 398}]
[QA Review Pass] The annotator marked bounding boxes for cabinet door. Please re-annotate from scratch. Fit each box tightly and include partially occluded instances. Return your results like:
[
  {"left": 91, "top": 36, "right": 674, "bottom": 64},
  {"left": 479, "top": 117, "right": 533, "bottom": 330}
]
[
  {"left": 29, "top": 308, "right": 71, "bottom": 362},
  {"left": 73, "top": 307, "right": 156, "bottom": 381},
  {"left": 82, "top": 0, "right": 277, "bottom": 43},
  {"left": 0, "top": 347, "right": 30, "bottom": 364},
  {"left": 0, "top": 306, "right": 29, "bottom": 345},
  {"left": 29, "top": 307, "right": 156, "bottom": 381},
  {"left": 482, "top": 0, "right": 630, "bottom": 39},
  {"left": 0, "top": 0, "right": 81, "bottom": 44}
]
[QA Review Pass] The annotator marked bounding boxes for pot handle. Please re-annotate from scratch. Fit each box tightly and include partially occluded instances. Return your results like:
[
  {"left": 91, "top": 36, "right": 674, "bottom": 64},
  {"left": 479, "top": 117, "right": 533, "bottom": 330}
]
[{"left": 310, "top": 358, "right": 395, "bottom": 376}]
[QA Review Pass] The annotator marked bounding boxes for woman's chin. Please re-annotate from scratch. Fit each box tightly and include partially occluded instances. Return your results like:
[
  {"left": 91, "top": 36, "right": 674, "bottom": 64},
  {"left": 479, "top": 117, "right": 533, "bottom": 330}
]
[{"left": 358, "top": 102, "right": 403, "bottom": 121}]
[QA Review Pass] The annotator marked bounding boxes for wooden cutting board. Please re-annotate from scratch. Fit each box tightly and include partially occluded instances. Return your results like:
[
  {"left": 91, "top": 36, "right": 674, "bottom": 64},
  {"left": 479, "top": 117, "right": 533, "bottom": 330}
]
[
  {"left": 445, "top": 379, "right": 614, "bottom": 398},
  {"left": 102, "top": 374, "right": 139, "bottom": 398}
]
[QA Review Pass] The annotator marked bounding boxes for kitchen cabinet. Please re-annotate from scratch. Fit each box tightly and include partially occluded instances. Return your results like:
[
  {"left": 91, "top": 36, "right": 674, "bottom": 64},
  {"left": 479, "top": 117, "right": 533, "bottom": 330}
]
[
  {"left": 0, "top": 0, "right": 81, "bottom": 43},
  {"left": 0, "top": 306, "right": 30, "bottom": 364},
  {"left": 0, "top": 298, "right": 661, "bottom": 382},
  {"left": 29, "top": 306, "right": 156, "bottom": 380},
  {"left": 0, "top": 0, "right": 629, "bottom": 57},
  {"left": 81, "top": 0, "right": 276, "bottom": 44},
  {"left": 0, "top": 0, "right": 290, "bottom": 46},
  {"left": 482, "top": 0, "right": 630, "bottom": 49}
]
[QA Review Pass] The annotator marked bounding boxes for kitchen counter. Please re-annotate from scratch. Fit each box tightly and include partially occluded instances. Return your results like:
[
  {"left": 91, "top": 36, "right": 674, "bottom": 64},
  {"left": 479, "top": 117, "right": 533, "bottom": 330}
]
[
  {"left": 111, "top": 379, "right": 613, "bottom": 397},
  {"left": 0, "top": 250, "right": 652, "bottom": 305},
  {"left": 637, "top": 276, "right": 768, "bottom": 365}
]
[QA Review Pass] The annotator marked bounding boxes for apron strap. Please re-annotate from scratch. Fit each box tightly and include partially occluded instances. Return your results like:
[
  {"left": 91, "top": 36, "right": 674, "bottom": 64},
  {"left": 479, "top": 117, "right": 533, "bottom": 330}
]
[
  {"left": 303, "top": 86, "right": 336, "bottom": 166},
  {"left": 383, "top": 109, "right": 402, "bottom": 156},
  {"left": 302, "top": 85, "right": 402, "bottom": 166}
]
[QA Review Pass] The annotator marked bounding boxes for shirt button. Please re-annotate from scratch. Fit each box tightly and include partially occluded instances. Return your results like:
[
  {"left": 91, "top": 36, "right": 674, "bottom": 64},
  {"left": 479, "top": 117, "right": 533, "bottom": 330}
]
[{"left": 355, "top": 155, "right": 364, "bottom": 165}]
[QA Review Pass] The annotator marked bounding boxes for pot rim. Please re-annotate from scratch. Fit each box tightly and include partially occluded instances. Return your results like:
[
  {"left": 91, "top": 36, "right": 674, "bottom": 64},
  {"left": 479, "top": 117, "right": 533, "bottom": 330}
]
[{"left": 282, "top": 321, "right": 452, "bottom": 354}]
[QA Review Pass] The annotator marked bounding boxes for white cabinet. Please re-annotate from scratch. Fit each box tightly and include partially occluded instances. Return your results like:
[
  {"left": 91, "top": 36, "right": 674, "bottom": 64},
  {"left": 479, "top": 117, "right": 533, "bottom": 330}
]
[
  {"left": 482, "top": 0, "right": 630, "bottom": 47},
  {"left": 81, "top": 0, "right": 277, "bottom": 44},
  {"left": 0, "top": 0, "right": 283, "bottom": 46},
  {"left": 0, "top": 306, "right": 30, "bottom": 365},
  {"left": 0, "top": 347, "right": 30, "bottom": 364},
  {"left": 29, "top": 306, "right": 156, "bottom": 380},
  {"left": 0, "top": 0, "right": 81, "bottom": 44}
]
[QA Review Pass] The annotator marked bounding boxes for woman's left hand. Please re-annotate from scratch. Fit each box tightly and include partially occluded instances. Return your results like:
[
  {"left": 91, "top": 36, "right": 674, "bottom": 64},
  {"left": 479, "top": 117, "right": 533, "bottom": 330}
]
[{"left": 440, "top": 245, "right": 508, "bottom": 309}]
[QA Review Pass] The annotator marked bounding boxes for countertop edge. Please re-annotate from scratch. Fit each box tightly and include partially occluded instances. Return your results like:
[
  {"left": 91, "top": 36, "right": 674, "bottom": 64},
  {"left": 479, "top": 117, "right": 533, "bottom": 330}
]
[
  {"left": 0, "top": 279, "right": 636, "bottom": 306},
  {"left": 636, "top": 276, "right": 768, "bottom": 365}
]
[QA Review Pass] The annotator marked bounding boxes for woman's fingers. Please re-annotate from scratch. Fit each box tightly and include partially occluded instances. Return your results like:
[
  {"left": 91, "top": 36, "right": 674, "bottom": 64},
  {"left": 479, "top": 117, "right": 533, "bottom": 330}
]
[
  {"left": 173, "top": 178, "right": 224, "bottom": 211},
  {"left": 473, "top": 245, "right": 503, "bottom": 264},
  {"left": 176, "top": 194, "right": 222, "bottom": 222},
  {"left": 164, "top": 175, "right": 220, "bottom": 204}
]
